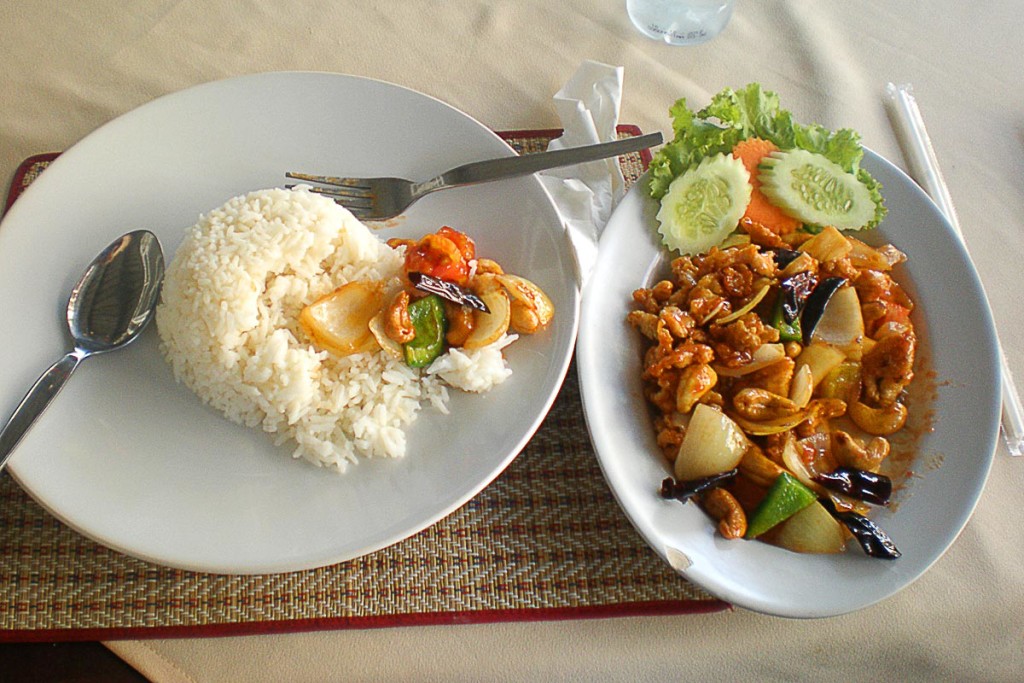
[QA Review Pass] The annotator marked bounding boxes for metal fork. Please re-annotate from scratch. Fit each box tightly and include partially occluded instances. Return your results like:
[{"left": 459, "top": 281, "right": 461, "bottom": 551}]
[{"left": 285, "top": 131, "right": 663, "bottom": 220}]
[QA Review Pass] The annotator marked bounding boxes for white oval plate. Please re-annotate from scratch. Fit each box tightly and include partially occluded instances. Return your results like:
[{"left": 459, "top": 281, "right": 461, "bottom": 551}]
[
  {"left": 577, "top": 149, "right": 1000, "bottom": 618},
  {"left": 0, "top": 72, "right": 579, "bottom": 574}
]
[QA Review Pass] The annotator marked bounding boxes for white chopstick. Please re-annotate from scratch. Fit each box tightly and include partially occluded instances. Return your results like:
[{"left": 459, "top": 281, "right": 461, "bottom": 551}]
[{"left": 886, "top": 82, "right": 1024, "bottom": 457}]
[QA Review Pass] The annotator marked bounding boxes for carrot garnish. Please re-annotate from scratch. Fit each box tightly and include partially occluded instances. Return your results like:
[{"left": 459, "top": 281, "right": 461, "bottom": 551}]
[{"left": 732, "top": 138, "right": 802, "bottom": 235}]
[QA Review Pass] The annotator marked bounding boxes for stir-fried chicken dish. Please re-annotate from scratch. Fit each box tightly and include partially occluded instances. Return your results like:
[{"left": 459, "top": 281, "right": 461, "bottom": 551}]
[{"left": 628, "top": 227, "right": 915, "bottom": 558}]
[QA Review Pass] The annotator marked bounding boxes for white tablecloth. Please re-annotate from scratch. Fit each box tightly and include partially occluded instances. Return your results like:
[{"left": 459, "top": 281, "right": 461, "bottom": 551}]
[{"left": 2, "top": 1, "right": 1022, "bottom": 680}]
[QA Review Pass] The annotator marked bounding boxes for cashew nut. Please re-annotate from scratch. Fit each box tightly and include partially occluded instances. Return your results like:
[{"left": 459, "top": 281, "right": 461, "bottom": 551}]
[
  {"left": 861, "top": 329, "right": 916, "bottom": 405},
  {"left": 832, "top": 430, "right": 890, "bottom": 472},
  {"left": 738, "top": 443, "right": 786, "bottom": 488},
  {"left": 796, "top": 397, "right": 849, "bottom": 437},
  {"left": 443, "top": 300, "right": 475, "bottom": 347},
  {"left": 849, "top": 399, "right": 908, "bottom": 435},
  {"left": 700, "top": 491, "right": 749, "bottom": 540},
  {"left": 496, "top": 273, "right": 553, "bottom": 334},
  {"left": 510, "top": 299, "right": 542, "bottom": 334},
  {"left": 474, "top": 258, "right": 504, "bottom": 275},
  {"left": 732, "top": 387, "right": 801, "bottom": 421},
  {"left": 701, "top": 487, "right": 747, "bottom": 540}
]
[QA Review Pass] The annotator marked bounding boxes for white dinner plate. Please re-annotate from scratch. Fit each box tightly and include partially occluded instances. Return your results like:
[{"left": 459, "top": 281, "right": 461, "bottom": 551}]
[
  {"left": 577, "top": 149, "right": 1000, "bottom": 618},
  {"left": 0, "top": 72, "right": 579, "bottom": 574}
]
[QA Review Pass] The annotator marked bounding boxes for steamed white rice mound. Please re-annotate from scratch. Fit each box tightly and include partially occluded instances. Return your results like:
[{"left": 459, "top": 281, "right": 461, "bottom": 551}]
[{"left": 156, "top": 187, "right": 512, "bottom": 472}]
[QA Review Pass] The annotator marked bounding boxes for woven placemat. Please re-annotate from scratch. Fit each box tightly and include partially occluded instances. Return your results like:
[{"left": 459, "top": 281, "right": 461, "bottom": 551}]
[{"left": 0, "top": 128, "right": 726, "bottom": 643}]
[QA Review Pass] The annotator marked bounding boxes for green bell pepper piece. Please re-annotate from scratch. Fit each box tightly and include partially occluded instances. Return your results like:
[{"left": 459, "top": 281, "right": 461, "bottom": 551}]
[
  {"left": 404, "top": 294, "right": 448, "bottom": 368},
  {"left": 770, "top": 291, "right": 802, "bottom": 343}
]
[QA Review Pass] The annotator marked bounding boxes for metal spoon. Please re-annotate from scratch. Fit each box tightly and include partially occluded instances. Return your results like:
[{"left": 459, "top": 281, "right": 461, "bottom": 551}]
[{"left": 0, "top": 230, "right": 165, "bottom": 472}]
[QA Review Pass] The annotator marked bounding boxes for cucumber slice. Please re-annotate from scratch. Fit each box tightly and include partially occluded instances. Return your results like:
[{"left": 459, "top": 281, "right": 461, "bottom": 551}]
[
  {"left": 656, "top": 153, "right": 751, "bottom": 255},
  {"left": 758, "top": 149, "right": 876, "bottom": 230}
]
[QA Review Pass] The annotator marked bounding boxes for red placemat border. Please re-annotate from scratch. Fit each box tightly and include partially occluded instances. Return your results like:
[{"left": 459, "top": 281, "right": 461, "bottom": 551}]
[{"left": 4, "top": 151, "right": 59, "bottom": 213}]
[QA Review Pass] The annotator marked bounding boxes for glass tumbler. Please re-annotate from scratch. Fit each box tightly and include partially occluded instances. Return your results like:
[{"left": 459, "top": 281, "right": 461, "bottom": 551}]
[{"left": 627, "top": 0, "right": 736, "bottom": 46}]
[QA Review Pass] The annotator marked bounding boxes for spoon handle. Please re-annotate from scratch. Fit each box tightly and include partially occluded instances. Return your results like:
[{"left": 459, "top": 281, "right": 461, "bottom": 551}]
[{"left": 0, "top": 351, "right": 85, "bottom": 473}]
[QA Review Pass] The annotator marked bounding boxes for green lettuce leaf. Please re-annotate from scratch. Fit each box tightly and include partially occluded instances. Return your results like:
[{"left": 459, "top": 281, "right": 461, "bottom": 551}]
[{"left": 648, "top": 83, "right": 886, "bottom": 228}]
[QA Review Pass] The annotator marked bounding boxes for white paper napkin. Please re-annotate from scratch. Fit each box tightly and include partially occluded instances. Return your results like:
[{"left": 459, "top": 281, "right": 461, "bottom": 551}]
[{"left": 538, "top": 60, "right": 626, "bottom": 285}]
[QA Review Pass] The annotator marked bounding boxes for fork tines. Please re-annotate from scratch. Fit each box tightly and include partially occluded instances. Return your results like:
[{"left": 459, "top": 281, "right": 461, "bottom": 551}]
[{"left": 284, "top": 172, "right": 374, "bottom": 208}]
